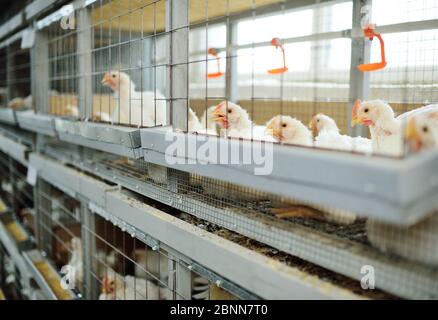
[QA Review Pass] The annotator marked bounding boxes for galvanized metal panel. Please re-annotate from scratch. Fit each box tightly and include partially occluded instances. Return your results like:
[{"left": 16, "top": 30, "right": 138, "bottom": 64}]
[
  {"left": 55, "top": 119, "right": 142, "bottom": 148},
  {"left": 16, "top": 110, "right": 57, "bottom": 137},
  {"left": 0, "top": 13, "right": 24, "bottom": 40},
  {"left": 71, "top": 154, "right": 438, "bottom": 299},
  {"left": 140, "top": 129, "right": 438, "bottom": 225},
  {"left": 29, "top": 153, "right": 109, "bottom": 207},
  {"left": 57, "top": 132, "right": 143, "bottom": 159},
  {"left": 25, "top": 0, "right": 62, "bottom": 20},
  {"left": 29, "top": 153, "right": 80, "bottom": 197},
  {"left": 27, "top": 153, "right": 363, "bottom": 299},
  {"left": 104, "top": 190, "right": 361, "bottom": 300},
  {"left": 0, "top": 108, "right": 17, "bottom": 125},
  {"left": 0, "top": 134, "right": 28, "bottom": 166}
]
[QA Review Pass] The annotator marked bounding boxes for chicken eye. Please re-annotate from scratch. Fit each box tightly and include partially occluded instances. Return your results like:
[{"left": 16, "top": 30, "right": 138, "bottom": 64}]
[
  {"left": 228, "top": 109, "right": 232, "bottom": 114},
  {"left": 316, "top": 119, "right": 320, "bottom": 122},
  {"left": 112, "top": 74, "right": 116, "bottom": 78},
  {"left": 282, "top": 123, "right": 287, "bottom": 128},
  {"left": 364, "top": 108, "right": 369, "bottom": 113},
  {"left": 423, "top": 126, "right": 429, "bottom": 133}
]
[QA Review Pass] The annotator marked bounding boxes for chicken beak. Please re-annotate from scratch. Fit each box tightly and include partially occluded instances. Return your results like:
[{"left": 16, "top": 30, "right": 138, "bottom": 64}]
[
  {"left": 102, "top": 277, "right": 108, "bottom": 294},
  {"left": 101, "top": 74, "right": 111, "bottom": 86},
  {"left": 211, "top": 109, "right": 229, "bottom": 129},
  {"left": 212, "top": 109, "right": 224, "bottom": 122},
  {"left": 351, "top": 100, "right": 362, "bottom": 127},
  {"left": 101, "top": 277, "right": 113, "bottom": 294},
  {"left": 266, "top": 125, "right": 282, "bottom": 141},
  {"left": 406, "top": 118, "right": 422, "bottom": 152},
  {"left": 351, "top": 116, "right": 362, "bottom": 127}
]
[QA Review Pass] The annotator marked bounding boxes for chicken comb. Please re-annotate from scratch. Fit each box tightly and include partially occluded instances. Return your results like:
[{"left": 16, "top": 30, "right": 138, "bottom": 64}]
[
  {"left": 352, "top": 100, "right": 362, "bottom": 118},
  {"left": 215, "top": 101, "right": 226, "bottom": 111}
]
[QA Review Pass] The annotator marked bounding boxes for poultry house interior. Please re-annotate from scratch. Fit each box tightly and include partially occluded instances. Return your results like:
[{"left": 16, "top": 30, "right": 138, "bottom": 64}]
[{"left": 0, "top": 0, "right": 437, "bottom": 309}]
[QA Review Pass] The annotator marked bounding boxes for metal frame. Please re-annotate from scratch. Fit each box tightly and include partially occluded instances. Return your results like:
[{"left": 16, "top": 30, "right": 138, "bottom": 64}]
[
  {"left": 348, "top": 0, "right": 370, "bottom": 137},
  {"left": 141, "top": 128, "right": 438, "bottom": 226},
  {"left": 0, "top": 13, "right": 24, "bottom": 41},
  {"left": 0, "top": 133, "right": 29, "bottom": 166},
  {"left": 0, "top": 109, "right": 17, "bottom": 125},
  {"left": 1, "top": 0, "right": 438, "bottom": 301},
  {"left": 15, "top": 111, "right": 57, "bottom": 136},
  {"left": 31, "top": 148, "right": 438, "bottom": 299},
  {"left": 28, "top": 152, "right": 365, "bottom": 299}
]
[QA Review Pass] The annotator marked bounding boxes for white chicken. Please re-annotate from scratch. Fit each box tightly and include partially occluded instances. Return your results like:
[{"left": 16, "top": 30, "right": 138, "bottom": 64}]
[
  {"left": 188, "top": 107, "right": 217, "bottom": 135},
  {"left": 68, "top": 237, "right": 83, "bottom": 290},
  {"left": 405, "top": 112, "right": 438, "bottom": 152},
  {"left": 99, "top": 269, "right": 172, "bottom": 300},
  {"left": 211, "top": 101, "right": 275, "bottom": 142},
  {"left": 351, "top": 100, "right": 438, "bottom": 156},
  {"left": 68, "top": 237, "right": 117, "bottom": 289},
  {"left": 265, "top": 114, "right": 356, "bottom": 225},
  {"left": 200, "top": 105, "right": 218, "bottom": 133},
  {"left": 309, "top": 113, "right": 372, "bottom": 153},
  {"left": 265, "top": 115, "right": 313, "bottom": 146},
  {"left": 133, "top": 248, "right": 168, "bottom": 282},
  {"left": 101, "top": 71, "right": 167, "bottom": 127},
  {"left": 7, "top": 95, "right": 33, "bottom": 110}
]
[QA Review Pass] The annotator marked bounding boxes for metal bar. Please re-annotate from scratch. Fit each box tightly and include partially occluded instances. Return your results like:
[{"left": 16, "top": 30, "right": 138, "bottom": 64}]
[
  {"left": 175, "top": 257, "right": 192, "bottom": 300},
  {"left": 225, "top": 21, "right": 238, "bottom": 102},
  {"left": 348, "top": 0, "right": 371, "bottom": 137},
  {"left": 81, "top": 204, "right": 98, "bottom": 299},
  {"left": 140, "top": 129, "right": 438, "bottom": 225},
  {"left": 0, "top": 12, "right": 24, "bottom": 42},
  {"left": 376, "top": 18, "right": 438, "bottom": 35},
  {"left": 77, "top": 6, "right": 92, "bottom": 119},
  {"left": 31, "top": 31, "right": 49, "bottom": 114},
  {"left": 25, "top": 0, "right": 65, "bottom": 21},
  {"left": 167, "top": 0, "right": 189, "bottom": 131}
]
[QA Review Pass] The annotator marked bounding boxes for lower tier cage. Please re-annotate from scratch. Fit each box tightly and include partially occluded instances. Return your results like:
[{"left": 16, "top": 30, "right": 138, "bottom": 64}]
[{"left": 37, "top": 140, "right": 438, "bottom": 299}]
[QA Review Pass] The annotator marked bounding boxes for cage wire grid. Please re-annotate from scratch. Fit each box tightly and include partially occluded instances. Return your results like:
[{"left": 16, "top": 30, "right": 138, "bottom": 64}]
[
  {"left": 82, "top": 199, "right": 240, "bottom": 300},
  {"left": 37, "top": 142, "right": 438, "bottom": 299},
  {"left": 31, "top": 171, "right": 236, "bottom": 300},
  {"left": 35, "top": 180, "right": 83, "bottom": 297},
  {"left": 1, "top": 0, "right": 438, "bottom": 300},
  {"left": 0, "top": 38, "right": 31, "bottom": 110},
  {"left": 22, "top": 0, "right": 438, "bottom": 159}
]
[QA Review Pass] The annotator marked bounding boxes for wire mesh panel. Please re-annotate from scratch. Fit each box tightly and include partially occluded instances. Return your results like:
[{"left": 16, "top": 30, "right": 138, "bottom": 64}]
[
  {"left": 33, "top": 6, "right": 79, "bottom": 118},
  {"left": 83, "top": 210, "right": 204, "bottom": 300},
  {"left": 35, "top": 180, "right": 82, "bottom": 297},
  {"left": 0, "top": 37, "right": 31, "bottom": 111},
  {"left": 41, "top": 143, "right": 433, "bottom": 299},
  {"left": 83, "top": 0, "right": 168, "bottom": 126},
  {"left": 8, "top": 160, "right": 35, "bottom": 233},
  {"left": 184, "top": 1, "right": 360, "bottom": 150},
  {"left": 5, "top": 40, "right": 32, "bottom": 111}
]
